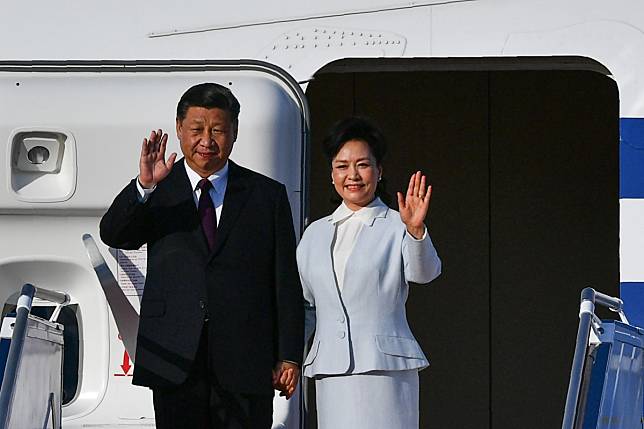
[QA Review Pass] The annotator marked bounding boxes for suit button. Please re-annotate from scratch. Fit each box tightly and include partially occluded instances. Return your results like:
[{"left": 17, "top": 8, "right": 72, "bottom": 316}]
[
  {"left": 337, "top": 331, "right": 345, "bottom": 339},
  {"left": 337, "top": 316, "right": 345, "bottom": 323},
  {"left": 199, "top": 300, "right": 209, "bottom": 322}
]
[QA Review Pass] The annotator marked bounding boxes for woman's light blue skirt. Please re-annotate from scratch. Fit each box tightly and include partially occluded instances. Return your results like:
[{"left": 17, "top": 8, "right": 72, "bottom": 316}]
[{"left": 315, "top": 369, "right": 419, "bottom": 429}]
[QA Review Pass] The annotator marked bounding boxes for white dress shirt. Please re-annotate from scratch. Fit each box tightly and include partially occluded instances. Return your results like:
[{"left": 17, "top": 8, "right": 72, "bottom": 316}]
[{"left": 136, "top": 161, "right": 229, "bottom": 226}]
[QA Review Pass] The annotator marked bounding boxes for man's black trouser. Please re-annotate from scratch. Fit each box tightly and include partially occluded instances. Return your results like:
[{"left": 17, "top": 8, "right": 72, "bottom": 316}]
[{"left": 151, "top": 327, "right": 273, "bottom": 429}]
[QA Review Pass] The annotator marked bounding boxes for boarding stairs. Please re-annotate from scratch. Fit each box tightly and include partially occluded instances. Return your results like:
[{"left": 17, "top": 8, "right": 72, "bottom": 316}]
[
  {"left": 0, "top": 284, "right": 69, "bottom": 429},
  {"left": 562, "top": 288, "right": 644, "bottom": 429}
]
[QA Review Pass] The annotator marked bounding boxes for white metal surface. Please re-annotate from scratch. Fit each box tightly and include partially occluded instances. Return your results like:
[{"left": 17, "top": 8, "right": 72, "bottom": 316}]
[
  {"left": 0, "top": 67, "right": 304, "bottom": 213},
  {"left": 0, "top": 0, "right": 641, "bottom": 112}
]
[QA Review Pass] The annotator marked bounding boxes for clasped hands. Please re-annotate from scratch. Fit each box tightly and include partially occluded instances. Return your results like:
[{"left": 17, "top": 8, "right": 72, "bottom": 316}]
[{"left": 272, "top": 361, "right": 300, "bottom": 399}]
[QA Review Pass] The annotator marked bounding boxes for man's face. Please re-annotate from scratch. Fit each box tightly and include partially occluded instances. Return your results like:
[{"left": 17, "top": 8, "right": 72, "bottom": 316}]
[{"left": 176, "top": 106, "right": 238, "bottom": 177}]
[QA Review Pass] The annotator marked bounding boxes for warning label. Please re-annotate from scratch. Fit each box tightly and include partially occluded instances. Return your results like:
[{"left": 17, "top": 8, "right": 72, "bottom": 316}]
[
  {"left": 116, "top": 245, "right": 147, "bottom": 297},
  {"left": 114, "top": 334, "right": 134, "bottom": 377}
]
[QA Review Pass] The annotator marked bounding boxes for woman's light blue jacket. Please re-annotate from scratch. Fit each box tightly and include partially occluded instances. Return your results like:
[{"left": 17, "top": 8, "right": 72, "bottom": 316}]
[{"left": 297, "top": 200, "right": 441, "bottom": 378}]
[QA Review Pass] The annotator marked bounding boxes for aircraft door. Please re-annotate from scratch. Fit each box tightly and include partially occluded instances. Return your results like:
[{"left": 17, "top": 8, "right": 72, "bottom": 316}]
[{"left": 0, "top": 61, "right": 307, "bottom": 428}]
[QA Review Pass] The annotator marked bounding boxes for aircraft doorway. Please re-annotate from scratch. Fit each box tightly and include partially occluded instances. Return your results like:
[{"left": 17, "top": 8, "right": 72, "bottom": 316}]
[{"left": 303, "top": 59, "right": 619, "bottom": 429}]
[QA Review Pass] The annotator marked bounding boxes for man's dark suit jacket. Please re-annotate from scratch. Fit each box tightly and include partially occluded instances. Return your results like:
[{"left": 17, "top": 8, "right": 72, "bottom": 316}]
[{"left": 100, "top": 159, "right": 304, "bottom": 395}]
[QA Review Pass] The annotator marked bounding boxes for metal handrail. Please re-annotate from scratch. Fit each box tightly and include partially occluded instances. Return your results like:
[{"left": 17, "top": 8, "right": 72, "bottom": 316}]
[
  {"left": 82, "top": 233, "right": 139, "bottom": 362},
  {"left": 0, "top": 283, "right": 70, "bottom": 429},
  {"left": 34, "top": 288, "right": 70, "bottom": 306},
  {"left": 561, "top": 287, "right": 625, "bottom": 429}
]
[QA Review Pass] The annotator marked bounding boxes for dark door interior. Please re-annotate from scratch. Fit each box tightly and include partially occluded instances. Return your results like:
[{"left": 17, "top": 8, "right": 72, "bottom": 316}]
[{"left": 304, "top": 63, "right": 619, "bottom": 429}]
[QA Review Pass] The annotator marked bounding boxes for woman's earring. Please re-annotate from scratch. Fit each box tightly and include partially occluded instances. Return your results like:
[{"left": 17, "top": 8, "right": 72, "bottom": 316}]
[{"left": 378, "top": 176, "right": 382, "bottom": 182}]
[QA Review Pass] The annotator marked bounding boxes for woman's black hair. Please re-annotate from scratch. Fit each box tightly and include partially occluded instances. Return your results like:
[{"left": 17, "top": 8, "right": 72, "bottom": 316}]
[{"left": 322, "top": 117, "right": 391, "bottom": 205}]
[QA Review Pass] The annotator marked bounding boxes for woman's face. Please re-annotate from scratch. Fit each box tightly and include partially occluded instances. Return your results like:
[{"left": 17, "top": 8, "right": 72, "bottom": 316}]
[{"left": 331, "top": 139, "right": 382, "bottom": 211}]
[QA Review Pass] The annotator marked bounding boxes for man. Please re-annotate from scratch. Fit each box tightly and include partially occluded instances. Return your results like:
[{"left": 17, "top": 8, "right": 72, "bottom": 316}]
[{"left": 100, "top": 83, "right": 303, "bottom": 428}]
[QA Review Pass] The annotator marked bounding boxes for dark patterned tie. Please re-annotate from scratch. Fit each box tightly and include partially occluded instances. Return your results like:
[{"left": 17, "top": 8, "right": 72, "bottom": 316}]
[{"left": 197, "top": 179, "right": 217, "bottom": 251}]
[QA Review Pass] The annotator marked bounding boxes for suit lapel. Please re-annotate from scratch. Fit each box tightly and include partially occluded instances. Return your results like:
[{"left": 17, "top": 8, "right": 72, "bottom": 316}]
[
  {"left": 322, "top": 218, "right": 350, "bottom": 306},
  {"left": 208, "top": 160, "right": 253, "bottom": 261},
  {"left": 160, "top": 159, "right": 194, "bottom": 205}
]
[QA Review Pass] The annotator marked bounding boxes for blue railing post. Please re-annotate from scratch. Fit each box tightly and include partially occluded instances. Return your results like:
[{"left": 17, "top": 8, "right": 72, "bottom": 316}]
[{"left": 0, "top": 284, "right": 36, "bottom": 429}]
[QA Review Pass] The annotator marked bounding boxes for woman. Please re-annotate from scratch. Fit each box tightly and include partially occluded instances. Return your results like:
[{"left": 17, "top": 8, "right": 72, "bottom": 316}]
[{"left": 297, "top": 117, "right": 441, "bottom": 428}]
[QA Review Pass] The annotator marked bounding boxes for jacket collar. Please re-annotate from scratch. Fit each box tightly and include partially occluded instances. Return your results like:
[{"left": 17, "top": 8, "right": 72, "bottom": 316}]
[
  {"left": 156, "top": 159, "right": 194, "bottom": 206},
  {"left": 329, "top": 197, "right": 389, "bottom": 227}
]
